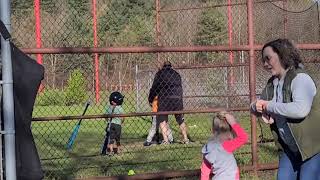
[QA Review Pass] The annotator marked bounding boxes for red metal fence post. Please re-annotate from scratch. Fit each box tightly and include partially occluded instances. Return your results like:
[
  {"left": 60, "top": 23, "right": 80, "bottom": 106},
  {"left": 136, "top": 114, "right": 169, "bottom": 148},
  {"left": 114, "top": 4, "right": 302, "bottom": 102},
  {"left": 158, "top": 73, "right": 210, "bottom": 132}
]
[
  {"left": 228, "top": 0, "right": 235, "bottom": 88},
  {"left": 247, "top": 0, "right": 258, "bottom": 175},
  {"left": 283, "top": 0, "right": 288, "bottom": 38},
  {"left": 34, "top": 0, "right": 43, "bottom": 65},
  {"left": 34, "top": 0, "right": 44, "bottom": 92},
  {"left": 156, "top": 0, "right": 161, "bottom": 67},
  {"left": 92, "top": 0, "right": 100, "bottom": 103}
]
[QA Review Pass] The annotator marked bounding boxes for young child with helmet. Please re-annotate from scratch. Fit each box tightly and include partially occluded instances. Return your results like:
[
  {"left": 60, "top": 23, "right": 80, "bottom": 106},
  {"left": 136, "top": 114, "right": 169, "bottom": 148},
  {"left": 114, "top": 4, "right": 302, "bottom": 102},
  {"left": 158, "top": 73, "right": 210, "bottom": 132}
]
[{"left": 101, "top": 91, "right": 124, "bottom": 156}]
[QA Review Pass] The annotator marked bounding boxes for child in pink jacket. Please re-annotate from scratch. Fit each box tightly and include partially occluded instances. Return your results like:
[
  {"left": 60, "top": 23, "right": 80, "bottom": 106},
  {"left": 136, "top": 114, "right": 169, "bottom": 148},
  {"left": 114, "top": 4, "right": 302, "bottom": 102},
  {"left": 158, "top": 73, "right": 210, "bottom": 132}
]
[{"left": 201, "top": 111, "right": 248, "bottom": 180}]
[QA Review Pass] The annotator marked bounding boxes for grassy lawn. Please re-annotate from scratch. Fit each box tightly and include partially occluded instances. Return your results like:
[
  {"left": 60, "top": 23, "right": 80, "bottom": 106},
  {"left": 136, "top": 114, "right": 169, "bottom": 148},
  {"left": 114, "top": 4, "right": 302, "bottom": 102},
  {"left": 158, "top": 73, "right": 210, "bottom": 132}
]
[{"left": 32, "top": 105, "right": 278, "bottom": 179}]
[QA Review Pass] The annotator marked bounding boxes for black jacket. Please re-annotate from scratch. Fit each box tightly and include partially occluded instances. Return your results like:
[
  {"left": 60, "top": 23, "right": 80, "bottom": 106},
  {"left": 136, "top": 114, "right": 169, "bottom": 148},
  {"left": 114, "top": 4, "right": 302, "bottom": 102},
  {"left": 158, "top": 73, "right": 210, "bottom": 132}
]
[
  {"left": 4, "top": 43, "right": 44, "bottom": 180},
  {"left": 148, "top": 66, "right": 183, "bottom": 104},
  {"left": 1, "top": 21, "right": 44, "bottom": 179}
]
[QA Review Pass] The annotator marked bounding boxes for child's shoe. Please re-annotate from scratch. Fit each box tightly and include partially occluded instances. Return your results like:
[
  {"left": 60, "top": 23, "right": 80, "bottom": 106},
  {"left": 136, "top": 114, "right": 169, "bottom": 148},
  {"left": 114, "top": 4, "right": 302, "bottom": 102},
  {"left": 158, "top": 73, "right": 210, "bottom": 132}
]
[
  {"left": 143, "top": 141, "right": 152, "bottom": 146},
  {"left": 182, "top": 138, "right": 190, "bottom": 144},
  {"left": 107, "top": 151, "right": 114, "bottom": 156},
  {"left": 160, "top": 141, "right": 170, "bottom": 145}
]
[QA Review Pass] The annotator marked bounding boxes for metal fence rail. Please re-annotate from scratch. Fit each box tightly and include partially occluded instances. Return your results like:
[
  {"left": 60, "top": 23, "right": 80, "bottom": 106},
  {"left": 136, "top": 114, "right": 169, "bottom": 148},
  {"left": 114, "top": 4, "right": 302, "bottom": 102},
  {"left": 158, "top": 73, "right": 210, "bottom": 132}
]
[{"left": 7, "top": 0, "right": 320, "bottom": 179}]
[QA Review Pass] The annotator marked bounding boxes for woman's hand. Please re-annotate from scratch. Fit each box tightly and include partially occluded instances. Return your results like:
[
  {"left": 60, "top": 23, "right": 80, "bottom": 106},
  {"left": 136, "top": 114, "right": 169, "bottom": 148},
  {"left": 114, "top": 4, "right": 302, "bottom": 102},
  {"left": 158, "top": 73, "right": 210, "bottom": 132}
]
[{"left": 255, "top": 100, "right": 269, "bottom": 113}]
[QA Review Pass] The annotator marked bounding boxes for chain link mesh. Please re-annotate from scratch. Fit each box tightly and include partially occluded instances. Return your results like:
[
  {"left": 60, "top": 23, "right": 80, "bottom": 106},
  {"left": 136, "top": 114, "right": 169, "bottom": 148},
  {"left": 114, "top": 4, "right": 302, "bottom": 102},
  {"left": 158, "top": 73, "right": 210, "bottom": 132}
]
[
  {"left": 255, "top": 1, "right": 320, "bottom": 44},
  {"left": 7, "top": 0, "right": 320, "bottom": 179},
  {"left": 160, "top": 0, "right": 249, "bottom": 46}
]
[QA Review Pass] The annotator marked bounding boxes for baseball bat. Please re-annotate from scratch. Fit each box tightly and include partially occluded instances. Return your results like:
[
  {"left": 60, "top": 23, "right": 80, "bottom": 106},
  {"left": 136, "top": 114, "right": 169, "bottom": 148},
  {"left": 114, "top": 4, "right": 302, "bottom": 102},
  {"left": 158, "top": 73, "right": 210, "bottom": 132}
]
[
  {"left": 66, "top": 100, "right": 91, "bottom": 150},
  {"left": 101, "top": 122, "right": 111, "bottom": 155}
]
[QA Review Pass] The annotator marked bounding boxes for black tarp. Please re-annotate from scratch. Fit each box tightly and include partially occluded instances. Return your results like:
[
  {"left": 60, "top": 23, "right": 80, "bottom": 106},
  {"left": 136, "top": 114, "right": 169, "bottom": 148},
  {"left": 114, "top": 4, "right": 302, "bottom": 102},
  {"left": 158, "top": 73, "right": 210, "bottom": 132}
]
[
  {"left": 1, "top": 42, "right": 44, "bottom": 179},
  {"left": 11, "top": 43, "right": 44, "bottom": 179}
]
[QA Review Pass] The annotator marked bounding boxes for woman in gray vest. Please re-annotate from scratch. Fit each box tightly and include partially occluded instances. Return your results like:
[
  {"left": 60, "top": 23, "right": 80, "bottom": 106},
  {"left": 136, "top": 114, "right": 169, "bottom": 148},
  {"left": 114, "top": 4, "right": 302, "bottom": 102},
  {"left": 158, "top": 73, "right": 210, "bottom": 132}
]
[{"left": 250, "top": 39, "right": 320, "bottom": 180}]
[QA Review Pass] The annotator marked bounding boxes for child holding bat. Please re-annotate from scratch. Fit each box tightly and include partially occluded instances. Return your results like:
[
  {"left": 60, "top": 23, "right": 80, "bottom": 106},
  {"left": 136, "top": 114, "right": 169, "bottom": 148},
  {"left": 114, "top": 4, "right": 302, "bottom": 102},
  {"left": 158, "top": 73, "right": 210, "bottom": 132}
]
[
  {"left": 101, "top": 91, "right": 125, "bottom": 156},
  {"left": 143, "top": 96, "right": 174, "bottom": 146}
]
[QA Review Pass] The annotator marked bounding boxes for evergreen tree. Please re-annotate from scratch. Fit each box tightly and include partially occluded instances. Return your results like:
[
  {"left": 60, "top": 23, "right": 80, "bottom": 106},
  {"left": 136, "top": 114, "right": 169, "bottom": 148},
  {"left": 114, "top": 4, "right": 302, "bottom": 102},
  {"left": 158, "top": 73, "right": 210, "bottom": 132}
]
[
  {"left": 65, "top": 69, "right": 88, "bottom": 106},
  {"left": 194, "top": 9, "right": 227, "bottom": 63},
  {"left": 99, "top": 0, "right": 155, "bottom": 46}
]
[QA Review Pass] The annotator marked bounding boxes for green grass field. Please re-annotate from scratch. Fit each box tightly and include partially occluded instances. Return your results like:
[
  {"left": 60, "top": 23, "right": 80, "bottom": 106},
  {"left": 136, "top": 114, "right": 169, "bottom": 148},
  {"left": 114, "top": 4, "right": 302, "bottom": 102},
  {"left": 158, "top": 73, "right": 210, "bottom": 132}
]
[{"left": 32, "top": 104, "right": 278, "bottom": 179}]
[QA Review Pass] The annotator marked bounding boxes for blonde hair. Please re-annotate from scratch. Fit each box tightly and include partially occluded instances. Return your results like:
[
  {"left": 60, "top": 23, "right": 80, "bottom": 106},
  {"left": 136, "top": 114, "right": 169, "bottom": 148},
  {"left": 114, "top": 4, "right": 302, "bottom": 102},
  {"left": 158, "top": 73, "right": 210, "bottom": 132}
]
[{"left": 211, "top": 111, "right": 237, "bottom": 142}]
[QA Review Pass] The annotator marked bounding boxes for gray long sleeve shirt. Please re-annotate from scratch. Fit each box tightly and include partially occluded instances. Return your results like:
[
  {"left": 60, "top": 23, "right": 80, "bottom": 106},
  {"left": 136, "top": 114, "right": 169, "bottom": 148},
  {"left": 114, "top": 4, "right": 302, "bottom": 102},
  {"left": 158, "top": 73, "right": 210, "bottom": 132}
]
[
  {"left": 252, "top": 72, "right": 316, "bottom": 153},
  {"left": 266, "top": 73, "right": 316, "bottom": 119}
]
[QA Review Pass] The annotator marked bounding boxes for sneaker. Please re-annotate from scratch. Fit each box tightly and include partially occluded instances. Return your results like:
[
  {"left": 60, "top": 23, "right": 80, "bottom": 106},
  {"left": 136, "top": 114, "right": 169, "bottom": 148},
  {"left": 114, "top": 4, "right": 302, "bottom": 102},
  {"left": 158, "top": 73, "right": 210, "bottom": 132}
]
[
  {"left": 143, "top": 141, "right": 152, "bottom": 146},
  {"left": 182, "top": 139, "right": 190, "bottom": 144},
  {"left": 113, "top": 148, "right": 119, "bottom": 154},
  {"left": 107, "top": 151, "right": 114, "bottom": 156},
  {"left": 161, "top": 141, "right": 170, "bottom": 145}
]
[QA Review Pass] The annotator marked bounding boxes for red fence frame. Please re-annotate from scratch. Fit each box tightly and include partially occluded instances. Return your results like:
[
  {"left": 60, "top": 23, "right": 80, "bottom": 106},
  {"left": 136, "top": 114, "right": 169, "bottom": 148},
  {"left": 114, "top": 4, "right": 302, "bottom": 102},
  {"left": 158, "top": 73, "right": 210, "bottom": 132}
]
[{"left": 24, "top": 0, "right": 320, "bottom": 178}]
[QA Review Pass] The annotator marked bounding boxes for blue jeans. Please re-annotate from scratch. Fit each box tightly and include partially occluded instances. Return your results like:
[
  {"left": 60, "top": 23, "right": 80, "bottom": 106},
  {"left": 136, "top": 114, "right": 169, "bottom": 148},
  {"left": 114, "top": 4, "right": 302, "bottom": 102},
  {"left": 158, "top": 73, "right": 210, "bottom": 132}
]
[{"left": 277, "top": 152, "right": 320, "bottom": 180}]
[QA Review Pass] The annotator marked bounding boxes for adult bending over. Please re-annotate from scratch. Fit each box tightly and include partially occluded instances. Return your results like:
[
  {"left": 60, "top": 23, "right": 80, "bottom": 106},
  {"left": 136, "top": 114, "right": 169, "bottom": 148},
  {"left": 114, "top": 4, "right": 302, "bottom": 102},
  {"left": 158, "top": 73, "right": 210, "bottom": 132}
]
[{"left": 148, "top": 61, "right": 189, "bottom": 144}]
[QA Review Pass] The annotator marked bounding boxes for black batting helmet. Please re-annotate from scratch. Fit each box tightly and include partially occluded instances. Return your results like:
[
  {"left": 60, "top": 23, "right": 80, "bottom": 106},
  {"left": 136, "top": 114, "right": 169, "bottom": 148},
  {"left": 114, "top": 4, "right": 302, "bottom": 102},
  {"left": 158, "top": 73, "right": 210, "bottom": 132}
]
[{"left": 109, "top": 91, "right": 124, "bottom": 105}]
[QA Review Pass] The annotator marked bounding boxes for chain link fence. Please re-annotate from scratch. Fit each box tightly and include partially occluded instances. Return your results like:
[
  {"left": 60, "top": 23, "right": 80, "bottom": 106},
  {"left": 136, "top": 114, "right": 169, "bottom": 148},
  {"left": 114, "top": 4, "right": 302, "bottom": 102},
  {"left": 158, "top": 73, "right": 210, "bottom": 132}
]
[{"left": 9, "top": 0, "right": 320, "bottom": 179}]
